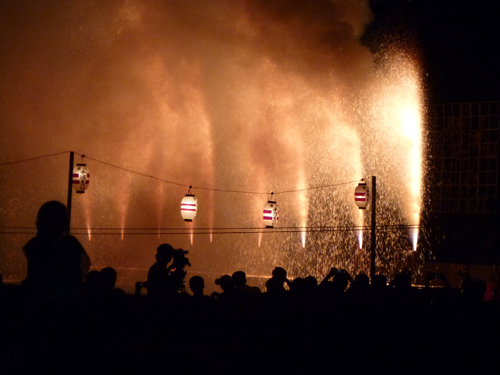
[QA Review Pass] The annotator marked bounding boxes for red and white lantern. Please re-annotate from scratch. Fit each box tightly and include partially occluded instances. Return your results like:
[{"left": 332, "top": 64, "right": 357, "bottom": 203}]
[
  {"left": 263, "top": 197, "right": 279, "bottom": 228},
  {"left": 72, "top": 164, "right": 89, "bottom": 193},
  {"left": 181, "top": 189, "right": 198, "bottom": 222},
  {"left": 354, "top": 181, "right": 369, "bottom": 209}
]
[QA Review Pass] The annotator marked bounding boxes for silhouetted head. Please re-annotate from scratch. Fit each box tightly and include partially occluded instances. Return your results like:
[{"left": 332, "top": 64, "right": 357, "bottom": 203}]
[
  {"left": 290, "top": 277, "right": 304, "bottom": 292},
  {"left": 272, "top": 267, "right": 287, "bottom": 281},
  {"left": 215, "top": 274, "right": 234, "bottom": 292},
  {"left": 36, "top": 201, "right": 69, "bottom": 236},
  {"left": 100, "top": 267, "right": 117, "bottom": 290},
  {"left": 354, "top": 273, "right": 370, "bottom": 289},
  {"left": 84, "top": 270, "right": 103, "bottom": 292},
  {"left": 189, "top": 275, "right": 205, "bottom": 296},
  {"left": 304, "top": 276, "right": 318, "bottom": 288},
  {"left": 232, "top": 271, "right": 247, "bottom": 287},
  {"left": 156, "top": 243, "right": 174, "bottom": 264}
]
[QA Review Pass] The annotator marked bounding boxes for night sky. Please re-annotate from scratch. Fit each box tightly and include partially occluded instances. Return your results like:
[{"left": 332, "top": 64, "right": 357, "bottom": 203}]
[{"left": 366, "top": 0, "right": 500, "bottom": 103}]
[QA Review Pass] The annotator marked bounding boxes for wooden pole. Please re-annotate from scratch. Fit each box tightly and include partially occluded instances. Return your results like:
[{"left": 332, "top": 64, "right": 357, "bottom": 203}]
[
  {"left": 67, "top": 151, "right": 74, "bottom": 234},
  {"left": 370, "top": 176, "right": 377, "bottom": 280}
]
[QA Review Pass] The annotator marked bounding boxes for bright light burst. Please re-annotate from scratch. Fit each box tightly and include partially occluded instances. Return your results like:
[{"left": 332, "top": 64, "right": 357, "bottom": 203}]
[{"left": 0, "top": 1, "right": 428, "bottom": 284}]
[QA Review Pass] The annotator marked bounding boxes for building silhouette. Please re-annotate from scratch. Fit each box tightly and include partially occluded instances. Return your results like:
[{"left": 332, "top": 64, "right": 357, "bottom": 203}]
[{"left": 429, "top": 101, "right": 500, "bottom": 262}]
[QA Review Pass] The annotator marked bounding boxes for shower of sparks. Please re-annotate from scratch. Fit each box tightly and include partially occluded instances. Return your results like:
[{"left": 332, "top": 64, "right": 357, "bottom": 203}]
[
  {"left": 0, "top": 1, "right": 427, "bottom": 285},
  {"left": 411, "top": 228, "right": 419, "bottom": 251}
]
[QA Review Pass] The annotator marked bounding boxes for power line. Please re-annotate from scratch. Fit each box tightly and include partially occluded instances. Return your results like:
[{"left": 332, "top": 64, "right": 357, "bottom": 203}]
[
  {"left": 0, "top": 224, "right": 422, "bottom": 230},
  {"left": 0, "top": 151, "right": 71, "bottom": 167},
  {"left": 0, "top": 224, "right": 423, "bottom": 236}
]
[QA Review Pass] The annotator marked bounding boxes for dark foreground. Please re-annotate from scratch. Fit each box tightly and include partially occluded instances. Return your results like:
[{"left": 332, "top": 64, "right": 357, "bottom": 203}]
[{"left": 1, "top": 278, "right": 499, "bottom": 374}]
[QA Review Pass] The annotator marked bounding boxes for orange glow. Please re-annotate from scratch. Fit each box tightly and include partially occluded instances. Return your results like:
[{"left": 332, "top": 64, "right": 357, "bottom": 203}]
[{"left": 0, "top": 1, "right": 427, "bottom": 285}]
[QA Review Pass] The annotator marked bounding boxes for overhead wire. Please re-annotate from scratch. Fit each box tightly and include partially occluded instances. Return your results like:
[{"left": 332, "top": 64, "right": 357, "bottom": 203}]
[
  {"left": 0, "top": 224, "right": 423, "bottom": 236},
  {"left": 0, "top": 151, "right": 72, "bottom": 167},
  {"left": 0, "top": 151, "right": 366, "bottom": 195},
  {"left": 79, "top": 153, "right": 365, "bottom": 194}
]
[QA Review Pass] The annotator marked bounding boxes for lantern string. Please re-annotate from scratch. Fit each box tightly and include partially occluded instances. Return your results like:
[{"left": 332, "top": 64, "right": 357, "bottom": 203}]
[
  {"left": 80, "top": 155, "right": 190, "bottom": 189},
  {"left": 0, "top": 151, "right": 370, "bottom": 195},
  {"left": 272, "top": 180, "right": 362, "bottom": 195},
  {"left": 0, "top": 151, "right": 72, "bottom": 166},
  {"left": 77, "top": 153, "right": 367, "bottom": 195}
]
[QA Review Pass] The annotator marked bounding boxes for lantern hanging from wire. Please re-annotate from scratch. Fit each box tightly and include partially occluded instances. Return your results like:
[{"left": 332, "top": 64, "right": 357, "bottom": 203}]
[
  {"left": 354, "top": 180, "right": 369, "bottom": 209},
  {"left": 181, "top": 186, "right": 198, "bottom": 222},
  {"left": 72, "top": 163, "right": 90, "bottom": 194},
  {"left": 263, "top": 193, "right": 279, "bottom": 228}
]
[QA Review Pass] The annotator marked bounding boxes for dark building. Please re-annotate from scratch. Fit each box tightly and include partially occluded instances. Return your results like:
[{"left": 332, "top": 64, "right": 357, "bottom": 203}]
[{"left": 428, "top": 101, "right": 500, "bottom": 262}]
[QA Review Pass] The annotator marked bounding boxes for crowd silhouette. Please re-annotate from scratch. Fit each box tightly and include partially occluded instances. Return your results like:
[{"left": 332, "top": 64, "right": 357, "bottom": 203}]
[{"left": 1, "top": 201, "right": 500, "bottom": 373}]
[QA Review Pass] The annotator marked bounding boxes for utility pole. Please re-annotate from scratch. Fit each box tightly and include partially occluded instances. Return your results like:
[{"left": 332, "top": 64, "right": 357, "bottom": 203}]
[
  {"left": 370, "top": 175, "right": 377, "bottom": 280},
  {"left": 67, "top": 151, "right": 74, "bottom": 234}
]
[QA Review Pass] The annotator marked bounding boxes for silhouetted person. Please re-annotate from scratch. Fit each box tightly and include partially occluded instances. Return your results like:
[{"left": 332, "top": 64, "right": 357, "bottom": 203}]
[
  {"left": 16, "top": 201, "right": 91, "bottom": 373},
  {"left": 147, "top": 243, "right": 174, "bottom": 298},
  {"left": 266, "top": 267, "right": 291, "bottom": 293},
  {"left": 371, "top": 274, "right": 387, "bottom": 292},
  {"left": 100, "top": 267, "right": 117, "bottom": 291},
  {"left": 262, "top": 268, "right": 292, "bottom": 316},
  {"left": 189, "top": 275, "right": 206, "bottom": 297},
  {"left": 346, "top": 273, "right": 370, "bottom": 300},
  {"left": 187, "top": 275, "right": 214, "bottom": 316},
  {"left": 22, "top": 201, "right": 90, "bottom": 302},
  {"left": 212, "top": 274, "right": 235, "bottom": 298},
  {"left": 232, "top": 271, "right": 261, "bottom": 298},
  {"left": 320, "top": 268, "right": 352, "bottom": 296},
  {"left": 390, "top": 271, "right": 413, "bottom": 291},
  {"left": 345, "top": 273, "right": 371, "bottom": 318},
  {"left": 168, "top": 248, "right": 191, "bottom": 293},
  {"left": 83, "top": 270, "right": 103, "bottom": 296}
]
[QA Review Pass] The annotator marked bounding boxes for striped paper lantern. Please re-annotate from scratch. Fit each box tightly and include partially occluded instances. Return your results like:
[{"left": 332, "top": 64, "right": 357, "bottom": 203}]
[
  {"left": 181, "top": 194, "right": 198, "bottom": 222},
  {"left": 354, "top": 181, "right": 369, "bottom": 209},
  {"left": 263, "top": 200, "right": 279, "bottom": 228},
  {"left": 72, "top": 164, "right": 90, "bottom": 193}
]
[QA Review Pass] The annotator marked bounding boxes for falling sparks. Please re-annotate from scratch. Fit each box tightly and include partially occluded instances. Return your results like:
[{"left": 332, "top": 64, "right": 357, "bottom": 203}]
[
  {"left": 0, "top": 1, "right": 427, "bottom": 285},
  {"left": 357, "top": 229, "right": 363, "bottom": 250},
  {"left": 410, "top": 228, "right": 419, "bottom": 251}
]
